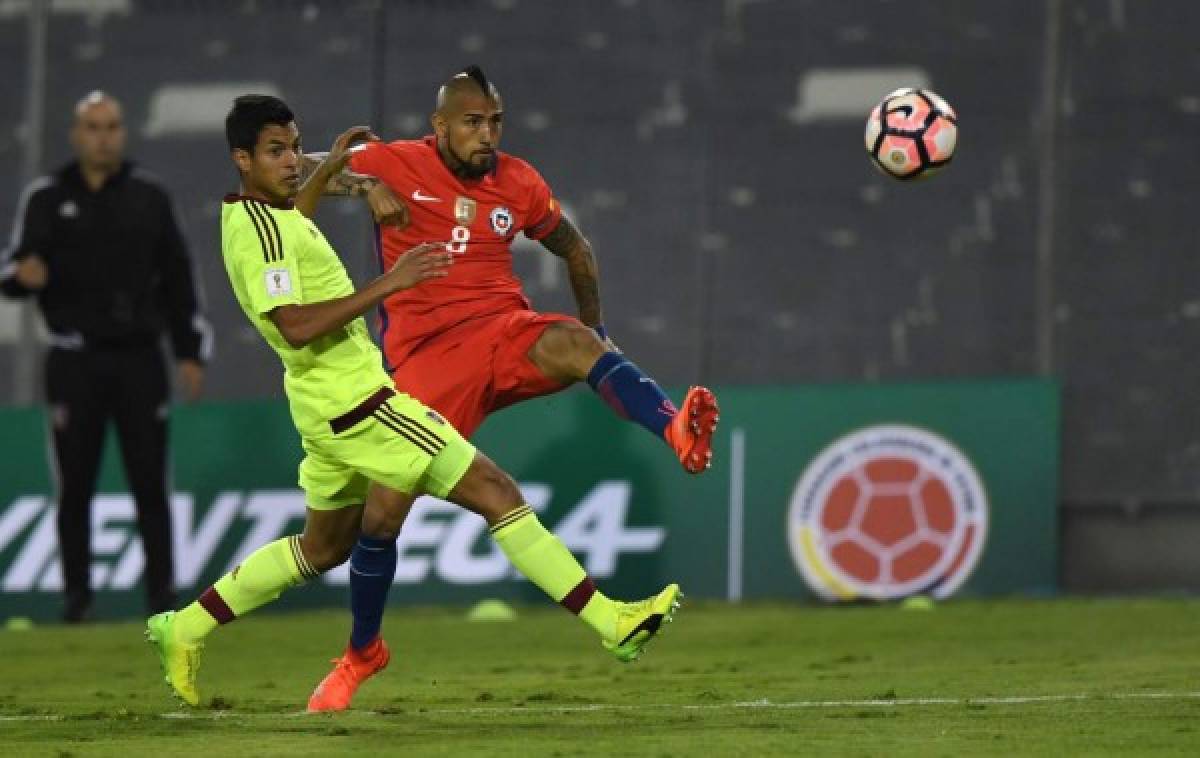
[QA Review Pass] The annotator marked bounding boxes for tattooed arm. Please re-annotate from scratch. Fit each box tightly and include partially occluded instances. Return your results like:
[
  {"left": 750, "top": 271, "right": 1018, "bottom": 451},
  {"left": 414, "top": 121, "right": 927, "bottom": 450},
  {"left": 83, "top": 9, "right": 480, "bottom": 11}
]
[
  {"left": 539, "top": 216, "right": 604, "bottom": 328},
  {"left": 299, "top": 151, "right": 410, "bottom": 228},
  {"left": 299, "top": 152, "right": 380, "bottom": 196}
]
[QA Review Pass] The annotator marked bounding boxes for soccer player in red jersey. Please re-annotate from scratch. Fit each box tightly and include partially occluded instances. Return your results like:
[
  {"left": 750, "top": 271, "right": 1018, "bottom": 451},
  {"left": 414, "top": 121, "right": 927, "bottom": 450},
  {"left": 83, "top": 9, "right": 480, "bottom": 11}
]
[
  {"left": 303, "top": 67, "right": 716, "bottom": 712},
  {"left": 347, "top": 66, "right": 718, "bottom": 464}
]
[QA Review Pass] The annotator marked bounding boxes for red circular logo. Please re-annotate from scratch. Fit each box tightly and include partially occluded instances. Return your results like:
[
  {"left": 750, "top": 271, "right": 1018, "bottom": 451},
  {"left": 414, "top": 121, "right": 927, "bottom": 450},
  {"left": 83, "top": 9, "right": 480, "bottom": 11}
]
[{"left": 788, "top": 425, "right": 988, "bottom": 600}]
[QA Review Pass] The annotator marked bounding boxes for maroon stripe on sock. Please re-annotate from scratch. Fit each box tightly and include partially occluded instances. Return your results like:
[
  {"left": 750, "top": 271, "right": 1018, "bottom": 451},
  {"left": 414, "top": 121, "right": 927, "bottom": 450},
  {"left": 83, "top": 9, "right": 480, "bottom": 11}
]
[
  {"left": 198, "top": 587, "right": 236, "bottom": 625},
  {"left": 560, "top": 577, "right": 597, "bottom": 614}
]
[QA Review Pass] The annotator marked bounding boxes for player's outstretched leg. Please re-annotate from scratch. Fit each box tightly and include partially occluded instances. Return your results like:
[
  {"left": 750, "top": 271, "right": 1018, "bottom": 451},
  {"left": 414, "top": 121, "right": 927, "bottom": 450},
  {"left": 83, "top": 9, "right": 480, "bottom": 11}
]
[
  {"left": 451, "top": 452, "right": 683, "bottom": 662},
  {"left": 146, "top": 507, "right": 359, "bottom": 706},
  {"left": 531, "top": 323, "right": 720, "bottom": 474},
  {"left": 584, "top": 349, "right": 720, "bottom": 474}
]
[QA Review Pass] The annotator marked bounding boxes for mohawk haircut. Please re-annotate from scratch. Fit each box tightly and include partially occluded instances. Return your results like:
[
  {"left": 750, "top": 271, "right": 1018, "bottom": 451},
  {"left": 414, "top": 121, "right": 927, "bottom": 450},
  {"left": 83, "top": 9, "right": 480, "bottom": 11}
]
[
  {"left": 435, "top": 65, "right": 501, "bottom": 113},
  {"left": 461, "top": 65, "right": 492, "bottom": 96}
]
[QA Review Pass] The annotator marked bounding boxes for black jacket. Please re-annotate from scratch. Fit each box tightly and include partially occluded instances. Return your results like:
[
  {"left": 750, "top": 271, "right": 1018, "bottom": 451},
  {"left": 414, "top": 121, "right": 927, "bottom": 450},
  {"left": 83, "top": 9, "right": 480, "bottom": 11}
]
[{"left": 0, "top": 161, "right": 210, "bottom": 361}]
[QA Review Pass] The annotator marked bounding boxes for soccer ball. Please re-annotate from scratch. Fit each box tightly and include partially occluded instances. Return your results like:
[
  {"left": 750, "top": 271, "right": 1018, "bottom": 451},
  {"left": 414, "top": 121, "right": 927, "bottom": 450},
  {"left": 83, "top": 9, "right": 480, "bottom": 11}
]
[{"left": 864, "top": 88, "right": 957, "bottom": 180}]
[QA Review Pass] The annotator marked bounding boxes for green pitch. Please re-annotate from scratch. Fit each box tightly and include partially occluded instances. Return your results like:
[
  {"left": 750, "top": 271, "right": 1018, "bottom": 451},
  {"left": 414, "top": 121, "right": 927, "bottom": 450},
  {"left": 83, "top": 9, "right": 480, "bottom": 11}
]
[{"left": 3, "top": 598, "right": 1200, "bottom": 756}]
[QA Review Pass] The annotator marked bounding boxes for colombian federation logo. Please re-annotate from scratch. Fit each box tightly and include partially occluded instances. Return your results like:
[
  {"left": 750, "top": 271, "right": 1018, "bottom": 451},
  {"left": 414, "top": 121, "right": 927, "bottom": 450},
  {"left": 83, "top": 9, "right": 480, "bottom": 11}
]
[
  {"left": 787, "top": 424, "right": 988, "bottom": 601},
  {"left": 489, "top": 206, "right": 513, "bottom": 236}
]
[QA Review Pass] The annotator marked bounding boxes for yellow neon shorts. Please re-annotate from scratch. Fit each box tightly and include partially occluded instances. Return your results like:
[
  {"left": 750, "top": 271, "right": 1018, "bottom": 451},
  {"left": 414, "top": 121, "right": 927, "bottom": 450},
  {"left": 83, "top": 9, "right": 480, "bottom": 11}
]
[{"left": 298, "top": 390, "right": 475, "bottom": 510}]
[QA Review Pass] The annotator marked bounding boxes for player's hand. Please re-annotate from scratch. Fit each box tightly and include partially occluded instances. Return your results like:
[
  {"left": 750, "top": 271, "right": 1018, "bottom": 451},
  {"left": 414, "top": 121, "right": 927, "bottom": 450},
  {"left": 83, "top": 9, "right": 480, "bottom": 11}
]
[
  {"left": 325, "top": 125, "right": 379, "bottom": 174},
  {"left": 14, "top": 255, "right": 48, "bottom": 290},
  {"left": 366, "top": 183, "right": 410, "bottom": 230},
  {"left": 385, "top": 242, "right": 453, "bottom": 292},
  {"left": 176, "top": 359, "right": 204, "bottom": 402}
]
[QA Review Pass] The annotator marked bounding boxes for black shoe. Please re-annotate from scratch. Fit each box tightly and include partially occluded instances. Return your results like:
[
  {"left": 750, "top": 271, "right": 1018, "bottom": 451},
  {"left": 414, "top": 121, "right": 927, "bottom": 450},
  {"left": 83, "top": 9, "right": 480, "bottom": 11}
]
[{"left": 63, "top": 594, "right": 92, "bottom": 624}]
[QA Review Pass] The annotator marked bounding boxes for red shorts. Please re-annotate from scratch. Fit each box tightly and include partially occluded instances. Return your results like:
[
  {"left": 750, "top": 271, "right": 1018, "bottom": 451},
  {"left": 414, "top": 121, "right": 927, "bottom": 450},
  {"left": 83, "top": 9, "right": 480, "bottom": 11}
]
[{"left": 389, "top": 311, "right": 576, "bottom": 437}]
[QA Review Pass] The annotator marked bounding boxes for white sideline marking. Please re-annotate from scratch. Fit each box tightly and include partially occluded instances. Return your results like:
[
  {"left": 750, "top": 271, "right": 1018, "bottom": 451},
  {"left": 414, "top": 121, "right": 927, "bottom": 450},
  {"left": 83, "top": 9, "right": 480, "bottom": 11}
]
[{"left": 5, "top": 691, "right": 1200, "bottom": 722}]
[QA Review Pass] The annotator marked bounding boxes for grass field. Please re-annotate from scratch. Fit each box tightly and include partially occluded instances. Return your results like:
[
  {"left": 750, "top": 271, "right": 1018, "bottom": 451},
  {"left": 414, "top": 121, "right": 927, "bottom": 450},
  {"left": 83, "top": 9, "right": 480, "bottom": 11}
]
[{"left": 3, "top": 597, "right": 1200, "bottom": 756}]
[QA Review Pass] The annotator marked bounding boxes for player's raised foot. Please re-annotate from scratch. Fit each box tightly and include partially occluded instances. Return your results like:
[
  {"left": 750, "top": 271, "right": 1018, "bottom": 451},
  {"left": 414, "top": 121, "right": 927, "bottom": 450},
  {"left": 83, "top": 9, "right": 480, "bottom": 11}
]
[
  {"left": 603, "top": 583, "right": 683, "bottom": 663},
  {"left": 665, "top": 386, "right": 720, "bottom": 474},
  {"left": 145, "top": 611, "right": 203, "bottom": 706},
  {"left": 307, "top": 637, "right": 391, "bottom": 713}
]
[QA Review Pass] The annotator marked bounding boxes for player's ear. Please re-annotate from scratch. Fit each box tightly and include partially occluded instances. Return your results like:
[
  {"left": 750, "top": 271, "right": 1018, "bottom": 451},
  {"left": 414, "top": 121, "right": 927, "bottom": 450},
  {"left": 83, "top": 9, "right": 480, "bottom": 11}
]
[
  {"left": 231, "top": 148, "right": 253, "bottom": 174},
  {"left": 431, "top": 112, "right": 447, "bottom": 139}
]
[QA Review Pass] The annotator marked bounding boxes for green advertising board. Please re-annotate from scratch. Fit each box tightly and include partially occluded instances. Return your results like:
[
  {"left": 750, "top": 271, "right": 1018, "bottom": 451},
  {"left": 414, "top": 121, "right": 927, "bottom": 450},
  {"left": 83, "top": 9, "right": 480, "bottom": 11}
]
[{"left": 0, "top": 380, "right": 1058, "bottom": 621}]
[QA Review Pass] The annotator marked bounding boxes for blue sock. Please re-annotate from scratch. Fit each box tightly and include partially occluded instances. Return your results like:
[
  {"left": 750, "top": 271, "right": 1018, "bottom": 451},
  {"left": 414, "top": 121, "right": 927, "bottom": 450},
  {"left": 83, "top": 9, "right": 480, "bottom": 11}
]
[
  {"left": 349, "top": 535, "right": 397, "bottom": 651},
  {"left": 586, "top": 351, "right": 677, "bottom": 440}
]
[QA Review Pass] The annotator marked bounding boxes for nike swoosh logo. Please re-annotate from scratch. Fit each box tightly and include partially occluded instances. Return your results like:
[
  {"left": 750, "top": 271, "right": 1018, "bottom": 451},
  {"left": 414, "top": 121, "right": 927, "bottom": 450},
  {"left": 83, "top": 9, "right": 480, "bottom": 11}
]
[{"left": 411, "top": 190, "right": 442, "bottom": 202}]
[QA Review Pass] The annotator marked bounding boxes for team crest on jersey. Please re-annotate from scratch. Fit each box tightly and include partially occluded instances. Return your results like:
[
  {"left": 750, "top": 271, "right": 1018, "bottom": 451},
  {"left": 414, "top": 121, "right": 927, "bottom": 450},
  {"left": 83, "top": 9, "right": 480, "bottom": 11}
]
[
  {"left": 454, "top": 196, "right": 477, "bottom": 225},
  {"left": 489, "top": 206, "right": 513, "bottom": 236},
  {"left": 58, "top": 200, "right": 78, "bottom": 219}
]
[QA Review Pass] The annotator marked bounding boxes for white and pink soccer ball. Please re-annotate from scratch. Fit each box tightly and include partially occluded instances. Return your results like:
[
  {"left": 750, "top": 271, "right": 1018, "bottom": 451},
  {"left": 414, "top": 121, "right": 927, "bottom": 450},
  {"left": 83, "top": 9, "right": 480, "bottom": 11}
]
[{"left": 864, "top": 88, "right": 957, "bottom": 180}]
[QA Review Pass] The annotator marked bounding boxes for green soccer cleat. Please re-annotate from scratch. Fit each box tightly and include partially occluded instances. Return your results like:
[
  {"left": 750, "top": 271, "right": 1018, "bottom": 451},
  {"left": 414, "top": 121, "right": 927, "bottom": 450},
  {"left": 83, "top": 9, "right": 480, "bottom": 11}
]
[
  {"left": 603, "top": 583, "right": 683, "bottom": 663},
  {"left": 145, "top": 611, "right": 203, "bottom": 706}
]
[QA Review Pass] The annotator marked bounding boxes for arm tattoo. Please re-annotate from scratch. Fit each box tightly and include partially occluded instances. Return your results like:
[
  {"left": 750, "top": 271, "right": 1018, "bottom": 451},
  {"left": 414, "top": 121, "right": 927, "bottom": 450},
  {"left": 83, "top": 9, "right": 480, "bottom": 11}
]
[
  {"left": 299, "top": 153, "right": 380, "bottom": 197},
  {"left": 540, "top": 216, "right": 604, "bottom": 327}
]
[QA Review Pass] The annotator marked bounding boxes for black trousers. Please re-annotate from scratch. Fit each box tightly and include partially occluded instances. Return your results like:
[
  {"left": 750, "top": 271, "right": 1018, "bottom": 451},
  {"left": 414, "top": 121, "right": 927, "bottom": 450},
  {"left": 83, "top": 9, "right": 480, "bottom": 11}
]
[{"left": 45, "top": 344, "right": 175, "bottom": 613}]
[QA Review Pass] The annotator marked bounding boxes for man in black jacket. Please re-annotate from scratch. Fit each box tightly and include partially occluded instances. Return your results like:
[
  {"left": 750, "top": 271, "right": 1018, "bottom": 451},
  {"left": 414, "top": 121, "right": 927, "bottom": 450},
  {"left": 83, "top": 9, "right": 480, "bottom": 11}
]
[{"left": 0, "top": 91, "right": 212, "bottom": 622}]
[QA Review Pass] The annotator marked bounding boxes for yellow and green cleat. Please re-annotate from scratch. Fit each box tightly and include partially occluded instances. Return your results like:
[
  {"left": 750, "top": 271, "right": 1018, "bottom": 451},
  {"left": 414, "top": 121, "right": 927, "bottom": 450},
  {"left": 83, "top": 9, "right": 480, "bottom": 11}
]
[
  {"left": 145, "top": 611, "right": 203, "bottom": 706},
  {"left": 603, "top": 583, "right": 683, "bottom": 663}
]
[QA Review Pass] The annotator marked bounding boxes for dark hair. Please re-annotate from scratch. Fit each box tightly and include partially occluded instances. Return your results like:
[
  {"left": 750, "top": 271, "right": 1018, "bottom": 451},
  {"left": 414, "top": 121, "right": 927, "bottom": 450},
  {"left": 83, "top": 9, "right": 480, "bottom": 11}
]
[
  {"left": 225, "top": 94, "right": 294, "bottom": 152},
  {"left": 462, "top": 65, "right": 492, "bottom": 96}
]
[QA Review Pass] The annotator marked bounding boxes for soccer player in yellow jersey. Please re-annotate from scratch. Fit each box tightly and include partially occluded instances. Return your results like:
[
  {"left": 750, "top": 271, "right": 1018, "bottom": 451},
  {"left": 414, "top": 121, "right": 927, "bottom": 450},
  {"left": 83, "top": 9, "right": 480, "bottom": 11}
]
[{"left": 144, "top": 95, "right": 681, "bottom": 708}]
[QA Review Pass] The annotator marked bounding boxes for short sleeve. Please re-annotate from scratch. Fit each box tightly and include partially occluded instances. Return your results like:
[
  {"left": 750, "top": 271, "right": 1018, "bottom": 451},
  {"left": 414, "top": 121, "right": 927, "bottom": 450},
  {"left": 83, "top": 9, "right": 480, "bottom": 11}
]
[
  {"left": 522, "top": 166, "right": 562, "bottom": 241},
  {"left": 348, "top": 141, "right": 388, "bottom": 177},
  {"left": 227, "top": 204, "right": 304, "bottom": 315}
]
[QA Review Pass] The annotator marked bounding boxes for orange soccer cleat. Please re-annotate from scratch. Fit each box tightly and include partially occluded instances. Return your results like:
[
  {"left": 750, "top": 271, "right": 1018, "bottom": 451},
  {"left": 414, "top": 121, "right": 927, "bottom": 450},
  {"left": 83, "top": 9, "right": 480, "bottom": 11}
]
[
  {"left": 665, "top": 386, "right": 720, "bottom": 474},
  {"left": 307, "top": 637, "right": 391, "bottom": 713}
]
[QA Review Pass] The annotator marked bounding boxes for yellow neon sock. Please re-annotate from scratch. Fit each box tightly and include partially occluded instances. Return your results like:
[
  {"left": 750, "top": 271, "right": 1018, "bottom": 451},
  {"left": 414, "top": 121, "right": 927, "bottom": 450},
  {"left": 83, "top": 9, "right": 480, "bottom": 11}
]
[
  {"left": 491, "top": 506, "right": 616, "bottom": 640},
  {"left": 175, "top": 536, "right": 316, "bottom": 643}
]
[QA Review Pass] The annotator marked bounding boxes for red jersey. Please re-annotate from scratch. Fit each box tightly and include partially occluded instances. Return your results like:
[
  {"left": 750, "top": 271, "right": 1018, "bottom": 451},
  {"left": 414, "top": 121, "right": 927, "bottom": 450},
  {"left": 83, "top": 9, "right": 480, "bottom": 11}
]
[{"left": 349, "top": 136, "right": 562, "bottom": 367}]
